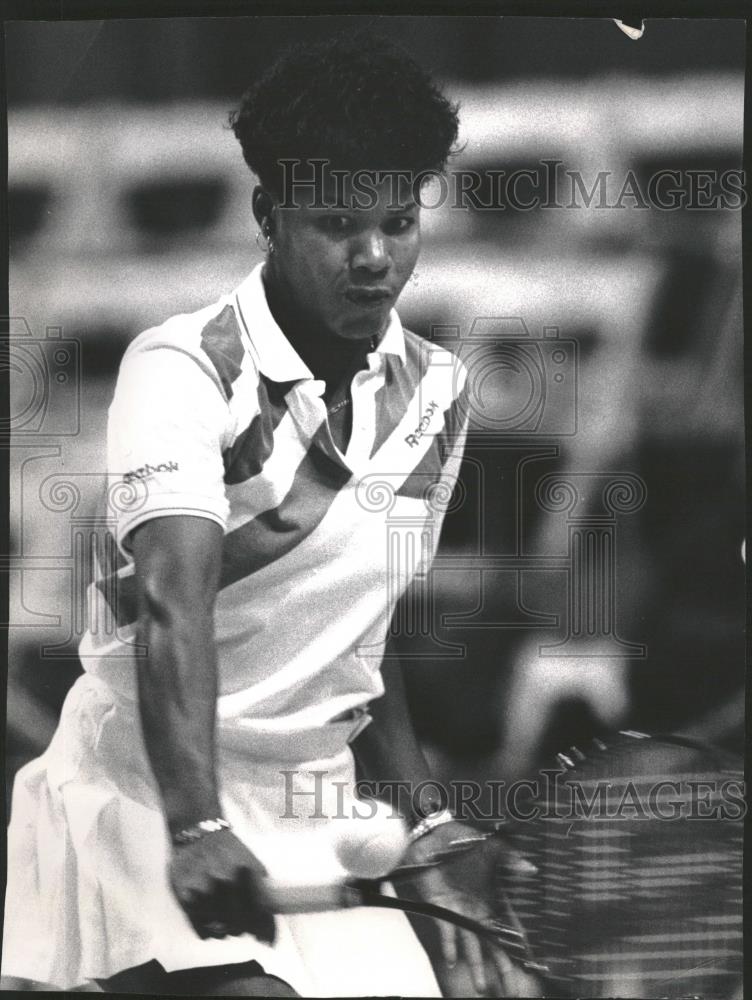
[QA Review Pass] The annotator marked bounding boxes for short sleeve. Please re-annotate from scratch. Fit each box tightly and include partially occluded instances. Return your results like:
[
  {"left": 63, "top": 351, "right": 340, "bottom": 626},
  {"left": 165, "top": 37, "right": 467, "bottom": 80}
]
[{"left": 107, "top": 344, "right": 233, "bottom": 553}]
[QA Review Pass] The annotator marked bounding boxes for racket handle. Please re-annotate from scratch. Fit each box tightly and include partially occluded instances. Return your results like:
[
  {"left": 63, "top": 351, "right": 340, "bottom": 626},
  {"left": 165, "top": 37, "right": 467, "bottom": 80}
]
[{"left": 264, "top": 880, "right": 368, "bottom": 913}]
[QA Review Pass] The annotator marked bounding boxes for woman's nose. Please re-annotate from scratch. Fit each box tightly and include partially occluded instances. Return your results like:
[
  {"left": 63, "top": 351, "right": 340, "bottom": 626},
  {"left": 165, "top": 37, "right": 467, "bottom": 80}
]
[{"left": 351, "top": 232, "right": 390, "bottom": 273}]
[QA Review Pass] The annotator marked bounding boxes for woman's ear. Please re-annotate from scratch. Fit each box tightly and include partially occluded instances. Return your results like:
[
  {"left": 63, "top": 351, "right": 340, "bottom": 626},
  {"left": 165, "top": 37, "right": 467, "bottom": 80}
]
[{"left": 252, "top": 186, "right": 276, "bottom": 231}]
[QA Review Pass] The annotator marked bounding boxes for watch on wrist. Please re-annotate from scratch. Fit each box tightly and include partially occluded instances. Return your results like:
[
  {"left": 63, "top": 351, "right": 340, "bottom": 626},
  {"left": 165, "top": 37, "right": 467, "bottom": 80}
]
[
  {"left": 172, "top": 817, "right": 232, "bottom": 846},
  {"left": 408, "top": 807, "right": 455, "bottom": 844}
]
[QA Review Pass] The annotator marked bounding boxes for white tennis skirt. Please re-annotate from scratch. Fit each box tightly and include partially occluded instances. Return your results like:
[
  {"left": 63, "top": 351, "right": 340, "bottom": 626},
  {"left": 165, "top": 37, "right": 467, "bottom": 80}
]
[{"left": 1, "top": 673, "right": 440, "bottom": 996}]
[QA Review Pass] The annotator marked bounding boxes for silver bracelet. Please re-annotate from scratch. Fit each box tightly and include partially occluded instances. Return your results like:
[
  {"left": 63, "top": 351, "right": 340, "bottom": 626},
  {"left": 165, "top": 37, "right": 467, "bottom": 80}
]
[
  {"left": 408, "top": 807, "right": 455, "bottom": 844},
  {"left": 172, "top": 817, "right": 232, "bottom": 846}
]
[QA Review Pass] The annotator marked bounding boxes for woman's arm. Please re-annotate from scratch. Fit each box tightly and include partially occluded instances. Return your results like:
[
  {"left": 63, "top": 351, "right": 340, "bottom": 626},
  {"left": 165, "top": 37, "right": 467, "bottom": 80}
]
[
  {"left": 351, "top": 637, "right": 439, "bottom": 823},
  {"left": 130, "top": 514, "right": 274, "bottom": 943},
  {"left": 353, "top": 637, "right": 538, "bottom": 997}
]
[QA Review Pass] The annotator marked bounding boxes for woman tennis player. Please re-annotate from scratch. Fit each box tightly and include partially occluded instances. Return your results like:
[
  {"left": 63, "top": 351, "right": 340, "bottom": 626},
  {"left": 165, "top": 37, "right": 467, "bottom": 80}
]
[{"left": 2, "top": 35, "right": 523, "bottom": 997}]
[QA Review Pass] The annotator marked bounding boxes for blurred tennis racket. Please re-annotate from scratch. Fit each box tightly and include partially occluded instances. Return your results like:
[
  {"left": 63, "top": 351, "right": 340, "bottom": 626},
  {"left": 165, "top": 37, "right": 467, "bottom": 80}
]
[{"left": 266, "top": 731, "right": 743, "bottom": 998}]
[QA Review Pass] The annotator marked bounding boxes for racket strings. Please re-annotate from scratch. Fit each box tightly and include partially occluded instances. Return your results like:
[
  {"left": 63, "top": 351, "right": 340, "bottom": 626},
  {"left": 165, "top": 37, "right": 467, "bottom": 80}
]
[{"left": 488, "top": 733, "right": 743, "bottom": 996}]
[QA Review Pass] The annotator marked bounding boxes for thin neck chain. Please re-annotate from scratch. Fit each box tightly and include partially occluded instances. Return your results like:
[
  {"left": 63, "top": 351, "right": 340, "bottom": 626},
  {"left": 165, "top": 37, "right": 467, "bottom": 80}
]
[
  {"left": 326, "top": 335, "right": 377, "bottom": 416},
  {"left": 327, "top": 397, "right": 351, "bottom": 416}
]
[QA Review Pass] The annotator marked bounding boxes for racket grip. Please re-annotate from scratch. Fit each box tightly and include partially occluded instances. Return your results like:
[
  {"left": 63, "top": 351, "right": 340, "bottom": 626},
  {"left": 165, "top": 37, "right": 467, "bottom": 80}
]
[{"left": 264, "top": 880, "right": 367, "bottom": 913}]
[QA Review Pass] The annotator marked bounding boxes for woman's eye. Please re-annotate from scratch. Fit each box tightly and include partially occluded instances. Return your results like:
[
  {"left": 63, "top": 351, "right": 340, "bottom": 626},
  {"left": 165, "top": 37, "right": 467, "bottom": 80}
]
[
  {"left": 383, "top": 217, "right": 416, "bottom": 236},
  {"left": 319, "top": 216, "right": 353, "bottom": 234}
]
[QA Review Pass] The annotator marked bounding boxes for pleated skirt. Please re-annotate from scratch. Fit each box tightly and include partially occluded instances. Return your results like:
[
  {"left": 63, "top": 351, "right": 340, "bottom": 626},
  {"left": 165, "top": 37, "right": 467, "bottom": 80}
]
[{"left": 2, "top": 673, "right": 440, "bottom": 996}]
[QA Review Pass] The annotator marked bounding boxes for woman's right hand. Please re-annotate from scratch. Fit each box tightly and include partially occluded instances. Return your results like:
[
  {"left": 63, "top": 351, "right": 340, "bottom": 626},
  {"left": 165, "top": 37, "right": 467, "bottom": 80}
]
[{"left": 169, "top": 829, "right": 277, "bottom": 944}]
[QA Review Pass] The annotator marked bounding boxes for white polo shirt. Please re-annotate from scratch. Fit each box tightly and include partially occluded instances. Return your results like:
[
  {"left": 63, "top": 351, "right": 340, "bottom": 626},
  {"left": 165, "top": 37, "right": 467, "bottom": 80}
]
[{"left": 81, "top": 264, "right": 468, "bottom": 749}]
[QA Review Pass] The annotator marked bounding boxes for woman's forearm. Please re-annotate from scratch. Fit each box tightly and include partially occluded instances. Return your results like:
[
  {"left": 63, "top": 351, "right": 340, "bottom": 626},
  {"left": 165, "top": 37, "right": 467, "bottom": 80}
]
[
  {"left": 130, "top": 517, "right": 225, "bottom": 836},
  {"left": 353, "top": 641, "right": 437, "bottom": 823},
  {"left": 136, "top": 609, "right": 222, "bottom": 836}
]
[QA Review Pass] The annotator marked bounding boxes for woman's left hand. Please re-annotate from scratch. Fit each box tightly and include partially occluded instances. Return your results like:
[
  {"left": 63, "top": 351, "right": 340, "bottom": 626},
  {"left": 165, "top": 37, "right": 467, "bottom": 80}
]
[{"left": 402, "top": 820, "right": 541, "bottom": 997}]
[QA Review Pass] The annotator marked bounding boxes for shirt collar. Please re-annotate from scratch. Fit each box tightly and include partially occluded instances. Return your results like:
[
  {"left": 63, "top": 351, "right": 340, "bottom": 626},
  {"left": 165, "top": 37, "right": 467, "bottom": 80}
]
[
  {"left": 377, "top": 308, "right": 407, "bottom": 365},
  {"left": 233, "top": 264, "right": 406, "bottom": 383},
  {"left": 233, "top": 264, "right": 313, "bottom": 383}
]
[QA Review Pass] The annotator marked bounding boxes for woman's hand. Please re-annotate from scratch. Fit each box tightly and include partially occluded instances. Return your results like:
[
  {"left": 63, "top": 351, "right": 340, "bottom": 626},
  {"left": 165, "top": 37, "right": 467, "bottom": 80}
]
[
  {"left": 403, "top": 820, "right": 541, "bottom": 997},
  {"left": 169, "top": 829, "right": 276, "bottom": 944}
]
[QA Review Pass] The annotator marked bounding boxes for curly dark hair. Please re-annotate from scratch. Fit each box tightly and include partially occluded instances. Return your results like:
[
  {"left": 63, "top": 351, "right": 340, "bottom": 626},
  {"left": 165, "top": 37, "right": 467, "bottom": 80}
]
[{"left": 229, "top": 33, "right": 460, "bottom": 197}]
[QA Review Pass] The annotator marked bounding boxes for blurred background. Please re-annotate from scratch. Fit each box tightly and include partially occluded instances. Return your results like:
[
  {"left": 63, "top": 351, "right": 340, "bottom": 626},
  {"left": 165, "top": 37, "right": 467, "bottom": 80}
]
[{"left": 6, "top": 16, "right": 745, "bottom": 808}]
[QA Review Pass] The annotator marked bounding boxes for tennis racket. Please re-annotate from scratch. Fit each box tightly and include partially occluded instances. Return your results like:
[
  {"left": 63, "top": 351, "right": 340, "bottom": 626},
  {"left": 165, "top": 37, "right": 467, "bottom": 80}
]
[{"left": 267, "top": 731, "right": 743, "bottom": 998}]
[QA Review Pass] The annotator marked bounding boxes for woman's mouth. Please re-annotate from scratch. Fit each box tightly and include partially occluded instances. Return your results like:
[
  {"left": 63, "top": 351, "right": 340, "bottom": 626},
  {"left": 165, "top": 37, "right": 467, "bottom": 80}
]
[{"left": 344, "top": 287, "right": 392, "bottom": 308}]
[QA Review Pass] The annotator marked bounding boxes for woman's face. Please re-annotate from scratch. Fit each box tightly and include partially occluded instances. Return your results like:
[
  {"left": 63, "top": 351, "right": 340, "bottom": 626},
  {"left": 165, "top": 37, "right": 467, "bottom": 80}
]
[{"left": 263, "top": 175, "right": 421, "bottom": 342}]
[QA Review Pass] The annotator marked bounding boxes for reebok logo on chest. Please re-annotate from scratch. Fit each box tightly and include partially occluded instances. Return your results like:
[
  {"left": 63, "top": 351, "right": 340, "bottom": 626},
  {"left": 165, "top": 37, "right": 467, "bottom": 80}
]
[{"left": 405, "top": 401, "right": 440, "bottom": 447}]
